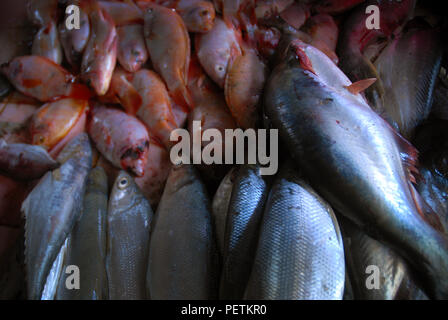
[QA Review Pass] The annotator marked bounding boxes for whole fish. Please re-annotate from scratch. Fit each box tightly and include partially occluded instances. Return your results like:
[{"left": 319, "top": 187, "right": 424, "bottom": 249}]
[
  {"left": 212, "top": 167, "right": 236, "bottom": 257},
  {"left": 224, "top": 49, "right": 266, "bottom": 129},
  {"left": 81, "top": 0, "right": 118, "bottom": 96},
  {"left": 107, "top": 171, "right": 153, "bottom": 300},
  {"left": 220, "top": 164, "right": 271, "bottom": 300},
  {"left": 337, "top": 0, "right": 416, "bottom": 108},
  {"left": 0, "top": 140, "right": 59, "bottom": 180},
  {"left": 88, "top": 105, "right": 150, "bottom": 177},
  {"left": 133, "top": 69, "right": 178, "bottom": 149},
  {"left": 1, "top": 56, "right": 92, "bottom": 102},
  {"left": 244, "top": 164, "right": 345, "bottom": 300},
  {"left": 373, "top": 24, "right": 442, "bottom": 139},
  {"left": 196, "top": 17, "right": 242, "bottom": 88},
  {"left": 59, "top": 1, "right": 91, "bottom": 70},
  {"left": 22, "top": 133, "right": 92, "bottom": 300},
  {"left": 143, "top": 3, "right": 193, "bottom": 110},
  {"left": 117, "top": 24, "right": 148, "bottom": 73},
  {"left": 147, "top": 165, "right": 219, "bottom": 299},
  {"left": 56, "top": 167, "right": 108, "bottom": 300},
  {"left": 340, "top": 216, "right": 428, "bottom": 300},
  {"left": 31, "top": 22, "right": 63, "bottom": 65},
  {"left": 30, "top": 98, "right": 88, "bottom": 154},
  {"left": 263, "top": 40, "right": 448, "bottom": 299}
]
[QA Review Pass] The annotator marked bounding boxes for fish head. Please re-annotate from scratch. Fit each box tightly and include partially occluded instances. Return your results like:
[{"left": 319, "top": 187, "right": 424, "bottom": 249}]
[
  {"left": 183, "top": 2, "right": 216, "bottom": 33},
  {"left": 120, "top": 141, "right": 149, "bottom": 177},
  {"left": 110, "top": 170, "right": 142, "bottom": 210}
]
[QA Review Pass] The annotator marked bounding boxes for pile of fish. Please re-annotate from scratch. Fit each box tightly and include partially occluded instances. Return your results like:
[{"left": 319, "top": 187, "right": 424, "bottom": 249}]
[{"left": 0, "top": 0, "right": 447, "bottom": 300}]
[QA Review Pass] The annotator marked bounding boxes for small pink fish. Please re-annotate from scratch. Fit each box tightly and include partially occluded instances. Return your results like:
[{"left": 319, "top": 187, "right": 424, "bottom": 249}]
[
  {"left": 88, "top": 104, "right": 150, "bottom": 177},
  {"left": 117, "top": 24, "right": 148, "bottom": 72}
]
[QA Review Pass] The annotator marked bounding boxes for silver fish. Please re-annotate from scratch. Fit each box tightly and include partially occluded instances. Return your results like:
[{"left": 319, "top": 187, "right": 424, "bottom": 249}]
[
  {"left": 147, "top": 165, "right": 219, "bottom": 299},
  {"left": 264, "top": 40, "right": 448, "bottom": 299},
  {"left": 220, "top": 164, "right": 271, "bottom": 300},
  {"left": 56, "top": 167, "right": 109, "bottom": 300},
  {"left": 244, "top": 164, "right": 345, "bottom": 300},
  {"left": 22, "top": 133, "right": 92, "bottom": 300},
  {"left": 106, "top": 171, "right": 153, "bottom": 300}
]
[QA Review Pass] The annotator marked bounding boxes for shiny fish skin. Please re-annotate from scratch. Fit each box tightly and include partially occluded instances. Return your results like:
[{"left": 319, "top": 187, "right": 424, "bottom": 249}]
[
  {"left": 22, "top": 133, "right": 92, "bottom": 300},
  {"left": 88, "top": 105, "right": 150, "bottom": 177},
  {"left": 244, "top": 164, "right": 345, "bottom": 300},
  {"left": 220, "top": 164, "right": 270, "bottom": 300},
  {"left": 264, "top": 41, "right": 448, "bottom": 299},
  {"left": 0, "top": 140, "right": 59, "bottom": 180},
  {"left": 81, "top": 1, "right": 118, "bottom": 96},
  {"left": 147, "top": 165, "right": 219, "bottom": 299},
  {"left": 143, "top": 3, "right": 193, "bottom": 110},
  {"left": 196, "top": 17, "right": 242, "bottom": 88},
  {"left": 56, "top": 167, "right": 109, "bottom": 300},
  {"left": 106, "top": 171, "right": 153, "bottom": 300},
  {"left": 340, "top": 217, "right": 428, "bottom": 300},
  {"left": 175, "top": 0, "right": 216, "bottom": 33},
  {"left": 31, "top": 21, "right": 63, "bottom": 65},
  {"left": 373, "top": 26, "right": 442, "bottom": 139},
  {"left": 117, "top": 24, "right": 148, "bottom": 73},
  {"left": 59, "top": 2, "right": 90, "bottom": 70},
  {"left": 1, "top": 56, "right": 91, "bottom": 102},
  {"left": 212, "top": 167, "right": 237, "bottom": 257}
]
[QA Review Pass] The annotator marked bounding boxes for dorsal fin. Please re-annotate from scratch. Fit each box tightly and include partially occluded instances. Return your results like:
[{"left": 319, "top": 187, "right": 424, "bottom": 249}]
[{"left": 345, "top": 78, "right": 377, "bottom": 95}]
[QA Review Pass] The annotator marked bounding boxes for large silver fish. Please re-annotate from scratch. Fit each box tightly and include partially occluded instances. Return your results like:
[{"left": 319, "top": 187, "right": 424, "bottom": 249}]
[
  {"left": 373, "top": 24, "right": 442, "bottom": 139},
  {"left": 106, "top": 171, "right": 153, "bottom": 300},
  {"left": 244, "top": 164, "right": 345, "bottom": 300},
  {"left": 22, "top": 133, "right": 92, "bottom": 300},
  {"left": 56, "top": 167, "right": 109, "bottom": 300},
  {"left": 147, "top": 165, "right": 219, "bottom": 299},
  {"left": 220, "top": 164, "right": 271, "bottom": 300},
  {"left": 263, "top": 40, "right": 448, "bottom": 299}
]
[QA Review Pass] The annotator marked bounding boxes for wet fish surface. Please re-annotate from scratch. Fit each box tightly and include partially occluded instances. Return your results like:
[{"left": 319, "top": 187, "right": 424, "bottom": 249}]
[
  {"left": 264, "top": 40, "right": 448, "bottom": 299},
  {"left": 244, "top": 164, "right": 345, "bottom": 300},
  {"left": 147, "top": 165, "right": 219, "bottom": 299},
  {"left": 106, "top": 171, "right": 153, "bottom": 300},
  {"left": 56, "top": 167, "right": 109, "bottom": 300},
  {"left": 22, "top": 133, "right": 92, "bottom": 300},
  {"left": 220, "top": 164, "right": 271, "bottom": 300}
]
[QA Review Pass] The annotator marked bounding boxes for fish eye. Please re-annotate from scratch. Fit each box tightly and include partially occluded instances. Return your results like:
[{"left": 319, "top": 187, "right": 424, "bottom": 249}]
[{"left": 118, "top": 177, "right": 129, "bottom": 189}]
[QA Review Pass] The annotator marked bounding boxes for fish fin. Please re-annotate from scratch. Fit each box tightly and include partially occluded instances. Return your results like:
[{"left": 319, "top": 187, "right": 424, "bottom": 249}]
[
  {"left": 289, "top": 40, "right": 315, "bottom": 75},
  {"left": 408, "top": 182, "right": 445, "bottom": 234},
  {"left": 344, "top": 78, "right": 377, "bottom": 95},
  {"left": 170, "top": 82, "right": 193, "bottom": 113},
  {"left": 392, "top": 130, "right": 420, "bottom": 185}
]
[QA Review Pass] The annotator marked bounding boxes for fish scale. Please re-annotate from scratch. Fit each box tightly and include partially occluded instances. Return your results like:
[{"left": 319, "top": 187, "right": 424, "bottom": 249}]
[
  {"left": 22, "top": 133, "right": 92, "bottom": 300},
  {"left": 244, "top": 165, "right": 345, "bottom": 299},
  {"left": 106, "top": 171, "right": 153, "bottom": 300},
  {"left": 220, "top": 164, "right": 270, "bottom": 300}
]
